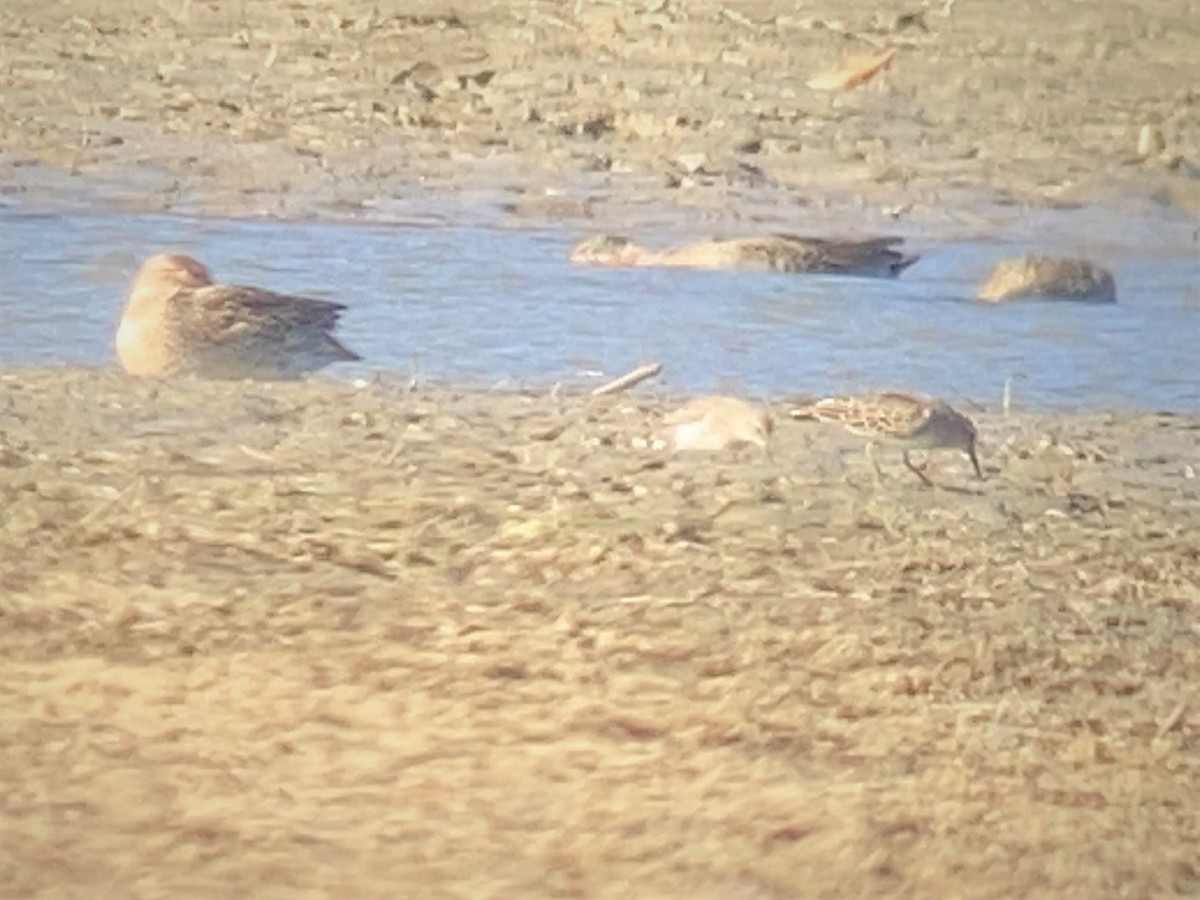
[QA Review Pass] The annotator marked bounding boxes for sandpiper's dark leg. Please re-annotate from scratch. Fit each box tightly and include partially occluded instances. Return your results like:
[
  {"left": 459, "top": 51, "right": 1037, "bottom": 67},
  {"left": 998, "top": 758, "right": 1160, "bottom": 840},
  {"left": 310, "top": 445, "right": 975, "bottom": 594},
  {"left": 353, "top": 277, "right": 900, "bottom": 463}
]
[
  {"left": 967, "top": 444, "right": 985, "bottom": 479},
  {"left": 902, "top": 449, "right": 934, "bottom": 486},
  {"left": 865, "top": 442, "right": 885, "bottom": 485}
]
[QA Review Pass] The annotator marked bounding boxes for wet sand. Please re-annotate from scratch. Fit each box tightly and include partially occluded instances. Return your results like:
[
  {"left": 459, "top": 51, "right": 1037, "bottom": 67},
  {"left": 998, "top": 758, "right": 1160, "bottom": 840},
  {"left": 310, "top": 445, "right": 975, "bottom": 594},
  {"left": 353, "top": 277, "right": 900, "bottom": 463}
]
[
  {"left": 1, "top": 0, "right": 1198, "bottom": 232},
  {"left": 2, "top": 369, "right": 1199, "bottom": 897},
  {"left": 3, "top": 0, "right": 1200, "bottom": 894}
]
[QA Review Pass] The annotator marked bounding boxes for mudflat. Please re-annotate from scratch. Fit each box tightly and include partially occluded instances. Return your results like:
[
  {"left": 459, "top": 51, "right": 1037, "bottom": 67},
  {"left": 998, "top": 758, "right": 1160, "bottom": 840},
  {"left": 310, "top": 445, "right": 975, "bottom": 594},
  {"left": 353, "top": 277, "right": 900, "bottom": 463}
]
[
  {"left": 1, "top": 0, "right": 1198, "bottom": 228},
  {"left": 2, "top": 370, "right": 1198, "bottom": 897},
  {"left": 2, "top": 0, "right": 1200, "bottom": 896}
]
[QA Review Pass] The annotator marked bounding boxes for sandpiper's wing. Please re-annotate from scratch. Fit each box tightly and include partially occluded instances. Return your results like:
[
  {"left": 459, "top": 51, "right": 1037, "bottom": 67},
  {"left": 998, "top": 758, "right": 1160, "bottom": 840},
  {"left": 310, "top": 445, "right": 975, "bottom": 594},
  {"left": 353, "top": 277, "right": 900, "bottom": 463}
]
[
  {"left": 761, "top": 234, "right": 916, "bottom": 276},
  {"left": 720, "top": 236, "right": 829, "bottom": 271},
  {"left": 793, "top": 391, "right": 932, "bottom": 438},
  {"left": 770, "top": 234, "right": 905, "bottom": 249},
  {"left": 791, "top": 394, "right": 859, "bottom": 425},
  {"left": 167, "top": 283, "right": 361, "bottom": 373},
  {"left": 870, "top": 392, "right": 937, "bottom": 436},
  {"left": 174, "top": 283, "right": 350, "bottom": 343}
]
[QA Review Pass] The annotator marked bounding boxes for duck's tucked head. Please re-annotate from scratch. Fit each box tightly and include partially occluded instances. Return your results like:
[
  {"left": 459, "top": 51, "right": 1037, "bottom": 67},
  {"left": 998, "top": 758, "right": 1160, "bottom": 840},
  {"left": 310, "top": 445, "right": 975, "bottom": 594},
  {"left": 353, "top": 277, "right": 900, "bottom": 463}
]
[
  {"left": 117, "top": 254, "right": 214, "bottom": 376},
  {"left": 569, "top": 235, "right": 642, "bottom": 265},
  {"left": 131, "top": 253, "right": 213, "bottom": 295}
]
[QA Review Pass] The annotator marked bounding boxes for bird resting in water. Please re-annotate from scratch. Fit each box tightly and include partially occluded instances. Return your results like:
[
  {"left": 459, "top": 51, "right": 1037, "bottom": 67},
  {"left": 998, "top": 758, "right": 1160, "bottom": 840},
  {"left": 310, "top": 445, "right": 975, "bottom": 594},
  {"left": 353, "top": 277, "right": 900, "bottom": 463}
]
[
  {"left": 791, "top": 391, "right": 982, "bottom": 485},
  {"left": 570, "top": 233, "right": 919, "bottom": 278},
  {"left": 978, "top": 255, "right": 1116, "bottom": 303},
  {"left": 116, "top": 253, "right": 360, "bottom": 379}
]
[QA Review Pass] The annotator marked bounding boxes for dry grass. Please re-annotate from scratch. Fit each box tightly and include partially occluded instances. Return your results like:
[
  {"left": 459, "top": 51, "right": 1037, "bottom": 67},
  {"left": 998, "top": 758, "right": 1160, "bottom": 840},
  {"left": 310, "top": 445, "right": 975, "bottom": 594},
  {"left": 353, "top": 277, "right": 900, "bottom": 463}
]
[{"left": 2, "top": 369, "right": 1199, "bottom": 898}]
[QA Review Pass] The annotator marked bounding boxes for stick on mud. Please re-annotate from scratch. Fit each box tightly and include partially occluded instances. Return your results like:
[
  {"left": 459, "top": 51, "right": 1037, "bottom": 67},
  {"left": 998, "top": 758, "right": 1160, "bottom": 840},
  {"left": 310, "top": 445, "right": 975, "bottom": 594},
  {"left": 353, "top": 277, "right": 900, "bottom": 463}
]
[{"left": 591, "top": 362, "right": 663, "bottom": 397}]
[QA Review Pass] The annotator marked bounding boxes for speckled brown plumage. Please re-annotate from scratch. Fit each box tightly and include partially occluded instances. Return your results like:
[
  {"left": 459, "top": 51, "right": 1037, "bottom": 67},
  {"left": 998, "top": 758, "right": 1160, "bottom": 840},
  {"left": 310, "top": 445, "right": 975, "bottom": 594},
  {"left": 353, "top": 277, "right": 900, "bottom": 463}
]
[
  {"left": 792, "top": 391, "right": 982, "bottom": 483},
  {"left": 978, "top": 256, "right": 1116, "bottom": 302},
  {"left": 116, "top": 254, "right": 360, "bottom": 379},
  {"left": 570, "top": 233, "right": 918, "bottom": 277}
]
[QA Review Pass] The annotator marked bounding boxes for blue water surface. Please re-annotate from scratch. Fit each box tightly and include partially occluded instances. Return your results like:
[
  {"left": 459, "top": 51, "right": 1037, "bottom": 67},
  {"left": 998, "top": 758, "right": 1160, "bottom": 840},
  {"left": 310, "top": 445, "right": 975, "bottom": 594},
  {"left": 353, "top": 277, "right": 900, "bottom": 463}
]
[{"left": 0, "top": 207, "right": 1196, "bottom": 410}]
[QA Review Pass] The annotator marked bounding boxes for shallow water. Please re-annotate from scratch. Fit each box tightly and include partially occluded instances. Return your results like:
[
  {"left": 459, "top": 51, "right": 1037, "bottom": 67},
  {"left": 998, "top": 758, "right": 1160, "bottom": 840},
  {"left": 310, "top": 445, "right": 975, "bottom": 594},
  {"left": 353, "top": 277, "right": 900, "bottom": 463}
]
[{"left": 0, "top": 206, "right": 1197, "bottom": 410}]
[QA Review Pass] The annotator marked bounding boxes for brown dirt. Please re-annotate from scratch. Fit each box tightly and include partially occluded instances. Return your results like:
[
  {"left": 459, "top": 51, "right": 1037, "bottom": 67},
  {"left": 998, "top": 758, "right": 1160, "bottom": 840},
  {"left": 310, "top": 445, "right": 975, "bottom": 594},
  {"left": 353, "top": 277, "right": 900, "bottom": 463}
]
[
  {"left": 3, "top": 1, "right": 1200, "bottom": 895},
  {"left": 2, "top": 0, "right": 1199, "bottom": 231},
  {"left": 2, "top": 369, "right": 1199, "bottom": 898}
]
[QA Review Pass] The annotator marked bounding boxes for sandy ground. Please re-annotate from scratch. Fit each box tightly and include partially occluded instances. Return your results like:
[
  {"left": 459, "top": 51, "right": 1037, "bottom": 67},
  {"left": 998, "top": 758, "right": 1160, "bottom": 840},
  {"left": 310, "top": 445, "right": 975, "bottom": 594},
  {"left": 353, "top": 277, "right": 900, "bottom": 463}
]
[
  {"left": 1, "top": 0, "right": 1199, "bottom": 232},
  {"left": 3, "top": 1, "right": 1200, "bottom": 896},
  {"left": 2, "top": 369, "right": 1199, "bottom": 898}
]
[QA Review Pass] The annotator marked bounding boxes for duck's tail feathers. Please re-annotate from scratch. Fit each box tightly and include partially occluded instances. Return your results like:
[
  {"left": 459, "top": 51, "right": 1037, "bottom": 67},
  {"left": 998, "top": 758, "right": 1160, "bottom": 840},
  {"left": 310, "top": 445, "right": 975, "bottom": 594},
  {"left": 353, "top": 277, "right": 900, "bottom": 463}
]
[{"left": 326, "top": 334, "right": 362, "bottom": 362}]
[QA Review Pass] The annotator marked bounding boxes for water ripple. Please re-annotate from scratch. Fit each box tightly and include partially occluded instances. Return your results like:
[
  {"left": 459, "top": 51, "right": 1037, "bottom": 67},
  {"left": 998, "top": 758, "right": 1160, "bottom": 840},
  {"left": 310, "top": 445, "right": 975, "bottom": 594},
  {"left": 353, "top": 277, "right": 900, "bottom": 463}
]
[{"left": 0, "top": 209, "right": 1196, "bottom": 410}]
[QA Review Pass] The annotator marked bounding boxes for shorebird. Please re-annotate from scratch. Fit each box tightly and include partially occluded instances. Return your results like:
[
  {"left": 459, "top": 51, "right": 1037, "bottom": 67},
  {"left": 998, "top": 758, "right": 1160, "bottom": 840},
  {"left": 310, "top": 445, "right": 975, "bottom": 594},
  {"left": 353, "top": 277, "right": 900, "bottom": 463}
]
[
  {"left": 570, "top": 234, "right": 919, "bottom": 278},
  {"left": 663, "top": 396, "right": 773, "bottom": 453},
  {"left": 791, "top": 391, "right": 982, "bottom": 485},
  {"left": 978, "top": 255, "right": 1116, "bottom": 303},
  {"left": 115, "top": 253, "right": 360, "bottom": 378}
]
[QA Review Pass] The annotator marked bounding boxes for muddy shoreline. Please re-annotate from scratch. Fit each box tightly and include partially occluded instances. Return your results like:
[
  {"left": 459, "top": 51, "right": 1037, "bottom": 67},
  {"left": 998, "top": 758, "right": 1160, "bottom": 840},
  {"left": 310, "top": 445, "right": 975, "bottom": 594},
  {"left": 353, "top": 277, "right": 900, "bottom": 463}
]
[
  {"left": 2, "top": 369, "right": 1199, "bottom": 896},
  {"left": 3, "top": 0, "right": 1199, "bottom": 234},
  {"left": 3, "top": 0, "right": 1200, "bottom": 894}
]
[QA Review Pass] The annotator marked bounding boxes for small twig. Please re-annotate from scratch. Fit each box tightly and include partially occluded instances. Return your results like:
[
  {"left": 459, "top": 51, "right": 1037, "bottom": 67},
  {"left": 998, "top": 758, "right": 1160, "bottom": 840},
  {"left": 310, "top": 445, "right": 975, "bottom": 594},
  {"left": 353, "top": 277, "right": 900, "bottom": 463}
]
[
  {"left": 77, "top": 478, "right": 142, "bottom": 528},
  {"left": 591, "top": 362, "right": 662, "bottom": 397},
  {"left": 379, "top": 437, "right": 405, "bottom": 465},
  {"left": 1156, "top": 696, "right": 1189, "bottom": 739},
  {"left": 236, "top": 444, "right": 279, "bottom": 464}
]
